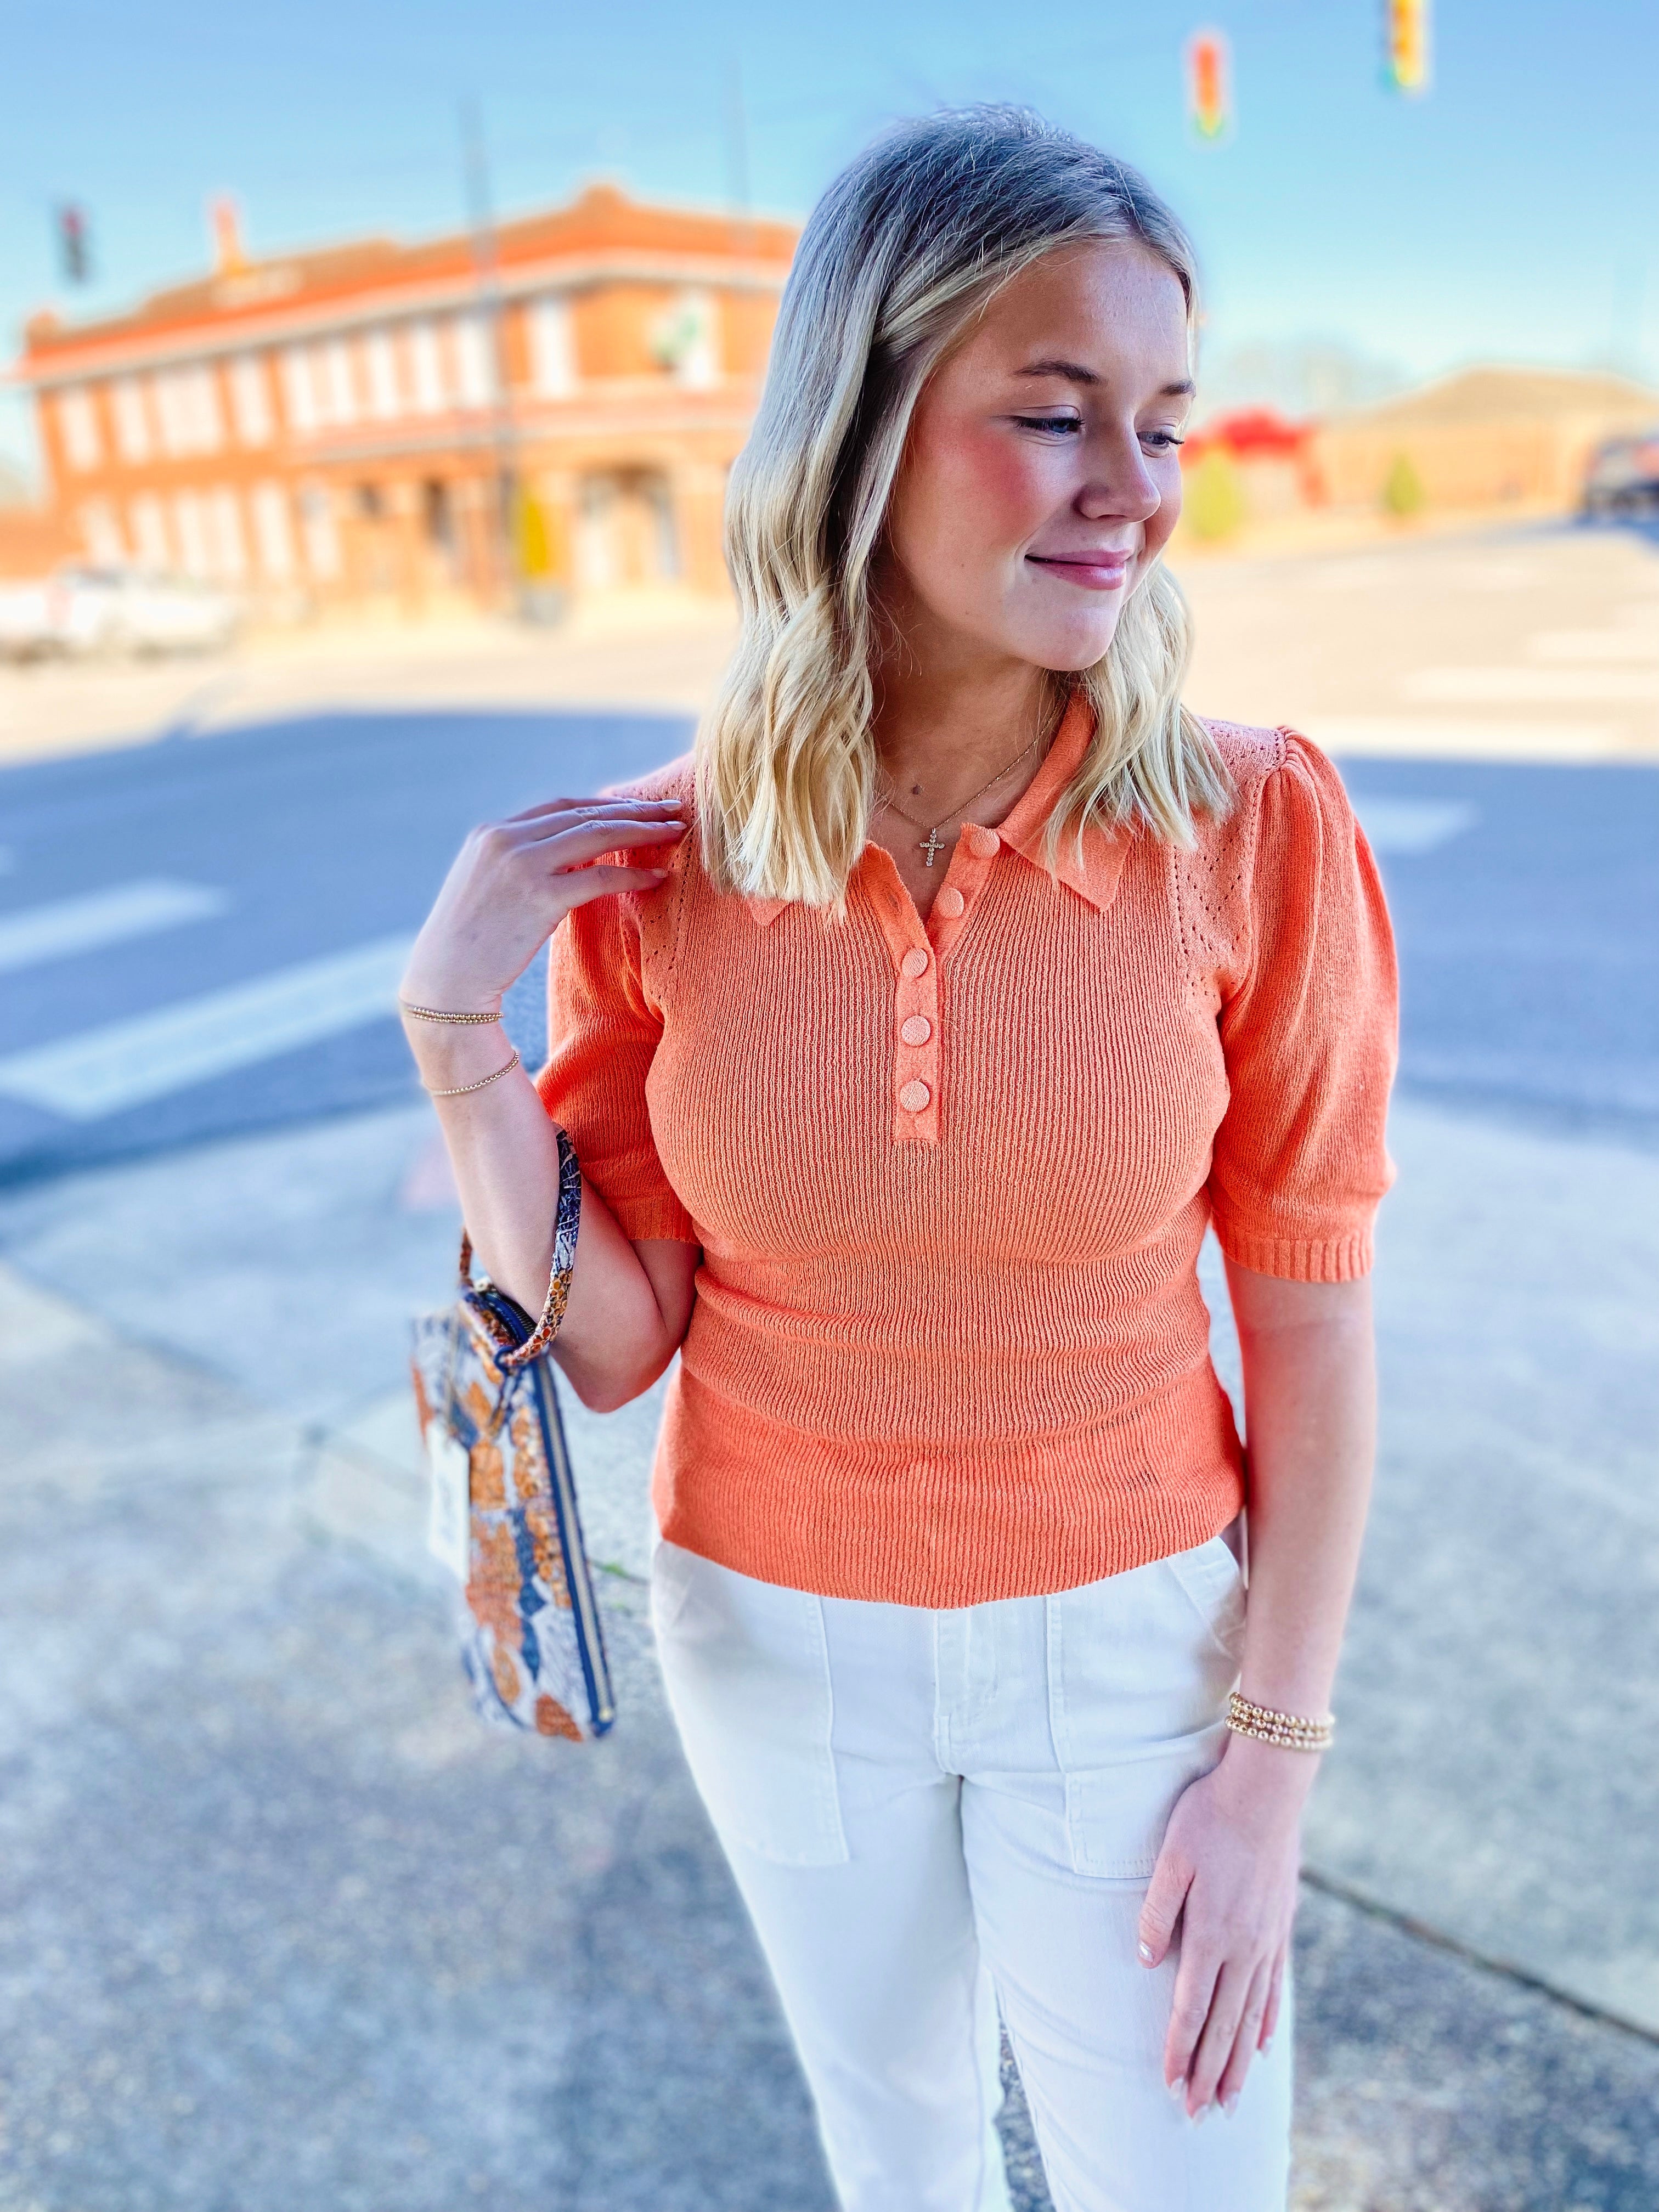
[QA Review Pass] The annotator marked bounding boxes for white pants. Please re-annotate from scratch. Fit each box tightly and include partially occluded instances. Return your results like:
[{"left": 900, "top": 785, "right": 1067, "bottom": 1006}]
[{"left": 651, "top": 1531, "right": 1292, "bottom": 2212}]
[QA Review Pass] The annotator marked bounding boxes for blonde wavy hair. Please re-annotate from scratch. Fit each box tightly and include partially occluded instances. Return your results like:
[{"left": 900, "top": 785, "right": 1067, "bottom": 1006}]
[{"left": 697, "top": 105, "right": 1231, "bottom": 909}]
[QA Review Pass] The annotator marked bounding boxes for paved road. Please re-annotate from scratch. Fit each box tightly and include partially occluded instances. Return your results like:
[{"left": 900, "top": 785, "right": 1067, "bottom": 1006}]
[{"left": 2, "top": 702, "right": 1654, "bottom": 1188}]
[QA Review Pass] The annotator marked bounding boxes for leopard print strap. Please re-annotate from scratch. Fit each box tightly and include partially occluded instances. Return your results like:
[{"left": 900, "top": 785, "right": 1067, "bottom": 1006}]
[{"left": 455, "top": 1126, "right": 583, "bottom": 1370}]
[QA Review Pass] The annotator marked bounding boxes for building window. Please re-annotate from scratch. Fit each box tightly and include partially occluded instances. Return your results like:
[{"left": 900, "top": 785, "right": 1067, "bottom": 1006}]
[
  {"left": 154, "top": 365, "right": 223, "bottom": 455},
  {"left": 112, "top": 379, "right": 152, "bottom": 463},
  {"left": 364, "top": 329, "right": 400, "bottom": 420},
  {"left": 229, "top": 356, "right": 273, "bottom": 445},
  {"left": 409, "top": 320, "right": 445, "bottom": 415},
  {"left": 529, "top": 296, "right": 577, "bottom": 398},
  {"left": 422, "top": 477, "right": 454, "bottom": 548},
  {"left": 319, "top": 338, "right": 357, "bottom": 427},
  {"left": 172, "top": 490, "right": 210, "bottom": 578},
  {"left": 251, "top": 482, "right": 295, "bottom": 581},
  {"left": 280, "top": 346, "right": 318, "bottom": 434},
  {"left": 652, "top": 290, "right": 719, "bottom": 390},
  {"left": 58, "top": 387, "right": 102, "bottom": 471},
  {"left": 79, "top": 500, "right": 123, "bottom": 565},
  {"left": 298, "top": 485, "right": 341, "bottom": 580},
  {"left": 207, "top": 488, "right": 246, "bottom": 580},
  {"left": 453, "top": 314, "right": 494, "bottom": 410},
  {"left": 130, "top": 494, "right": 170, "bottom": 569}
]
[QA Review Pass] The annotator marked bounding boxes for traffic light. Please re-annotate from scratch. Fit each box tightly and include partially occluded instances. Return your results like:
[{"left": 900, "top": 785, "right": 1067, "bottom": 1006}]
[
  {"left": 1186, "top": 29, "right": 1232, "bottom": 142},
  {"left": 1383, "top": 0, "right": 1431, "bottom": 93},
  {"left": 57, "top": 203, "right": 90, "bottom": 285}
]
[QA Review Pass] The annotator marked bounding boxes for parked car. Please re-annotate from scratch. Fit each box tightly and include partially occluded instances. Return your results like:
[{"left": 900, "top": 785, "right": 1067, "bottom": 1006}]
[
  {"left": 1581, "top": 428, "right": 1659, "bottom": 518},
  {"left": 0, "top": 565, "right": 240, "bottom": 661}
]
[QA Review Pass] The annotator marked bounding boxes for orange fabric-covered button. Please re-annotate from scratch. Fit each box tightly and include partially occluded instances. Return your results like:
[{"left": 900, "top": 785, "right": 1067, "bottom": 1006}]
[
  {"left": 935, "top": 887, "right": 965, "bottom": 918},
  {"left": 898, "top": 1079, "right": 931, "bottom": 1112},
  {"left": 900, "top": 947, "right": 930, "bottom": 978},
  {"left": 900, "top": 1015, "right": 932, "bottom": 1046},
  {"left": 968, "top": 826, "right": 999, "bottom": 859}
]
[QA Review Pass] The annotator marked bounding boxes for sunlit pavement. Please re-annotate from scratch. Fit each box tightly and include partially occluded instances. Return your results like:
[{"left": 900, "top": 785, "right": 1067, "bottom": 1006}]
[{"left": 2, "top": 520, "right": 1657, "bottom": 2209}]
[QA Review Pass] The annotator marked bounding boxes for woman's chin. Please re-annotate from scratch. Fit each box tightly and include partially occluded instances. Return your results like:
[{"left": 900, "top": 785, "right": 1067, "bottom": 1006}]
[{"left": 1029, "top": 624, "right": 1124, "bottom": 675}]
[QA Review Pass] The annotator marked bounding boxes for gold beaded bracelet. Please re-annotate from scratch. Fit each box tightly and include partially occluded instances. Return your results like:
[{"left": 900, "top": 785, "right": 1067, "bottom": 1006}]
[
  {"left": 1226, "top": 1690, "right": 1334, "bottom": 1754},
  {"left": 424, "top": 1048, "right": 522, "bottom": 1099},
  {"left": 400, "top": 1000, "right": 503, "bottom": 1025}
]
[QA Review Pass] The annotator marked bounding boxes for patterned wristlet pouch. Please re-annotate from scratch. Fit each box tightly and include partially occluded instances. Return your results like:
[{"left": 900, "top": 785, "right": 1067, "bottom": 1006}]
[{"left": 410, "top": 1128, "right": 614, "bottom": 1741}]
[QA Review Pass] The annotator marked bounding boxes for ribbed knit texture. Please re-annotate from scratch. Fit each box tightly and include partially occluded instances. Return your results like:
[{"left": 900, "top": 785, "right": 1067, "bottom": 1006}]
[{"left": 537, "top": 706, "right": 1398, "bottom": 1607}]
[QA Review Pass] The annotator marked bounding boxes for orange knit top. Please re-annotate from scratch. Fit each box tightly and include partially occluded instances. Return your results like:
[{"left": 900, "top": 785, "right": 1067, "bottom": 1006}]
[{"left": 537, "top": 704, "right": 1397, "bottom": 1607}]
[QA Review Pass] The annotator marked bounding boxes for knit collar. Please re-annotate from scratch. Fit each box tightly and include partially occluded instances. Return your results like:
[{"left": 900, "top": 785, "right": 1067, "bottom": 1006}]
[{"left": 744, "top": 692, "right": 1125, "bottom": 927}]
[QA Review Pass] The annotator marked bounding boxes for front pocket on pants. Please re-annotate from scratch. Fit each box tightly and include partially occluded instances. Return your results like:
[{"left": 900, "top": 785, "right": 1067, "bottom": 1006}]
[
  {"left": 1048, "top": 1544, "right": 1243, "bottom": 1882},
  {"left": 651, "top": 1541, "right": 849, "bottom": 1869}
]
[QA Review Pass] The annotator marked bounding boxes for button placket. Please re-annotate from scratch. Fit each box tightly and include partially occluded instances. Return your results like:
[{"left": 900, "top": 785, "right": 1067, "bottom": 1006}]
[{"left": 892, "top": 944, "right": 940, "bottom": 1145}]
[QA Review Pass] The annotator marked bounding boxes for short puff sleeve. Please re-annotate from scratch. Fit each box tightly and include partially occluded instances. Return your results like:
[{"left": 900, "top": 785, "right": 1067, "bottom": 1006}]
[
  {"left": 535, "top": 891, "right": 698, "bottom": 1246},
  {"left": 1207, "top": 733, "right": 1398, "bottom": 1280}
]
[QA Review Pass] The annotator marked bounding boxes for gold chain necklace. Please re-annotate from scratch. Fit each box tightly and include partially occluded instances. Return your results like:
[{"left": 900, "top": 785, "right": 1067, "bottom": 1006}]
[{"left": 874, "top": 726, "right": 1048, "bottom": 868}]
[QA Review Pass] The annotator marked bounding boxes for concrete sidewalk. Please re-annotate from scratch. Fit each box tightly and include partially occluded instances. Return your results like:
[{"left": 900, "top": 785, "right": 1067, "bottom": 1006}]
[{"left": 2, "top": 1089, "right": 1657, "bottom": 2208}]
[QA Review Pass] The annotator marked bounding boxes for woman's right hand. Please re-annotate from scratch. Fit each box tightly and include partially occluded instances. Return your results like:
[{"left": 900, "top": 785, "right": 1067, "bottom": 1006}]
[{"left": 399, "top": 793, "right": 687, "bottom": 1013}]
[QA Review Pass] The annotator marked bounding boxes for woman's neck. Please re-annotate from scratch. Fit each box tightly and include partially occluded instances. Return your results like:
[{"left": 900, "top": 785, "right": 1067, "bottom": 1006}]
[{"left": 870, "top": 605, "right": 1050, "bottom": 811}]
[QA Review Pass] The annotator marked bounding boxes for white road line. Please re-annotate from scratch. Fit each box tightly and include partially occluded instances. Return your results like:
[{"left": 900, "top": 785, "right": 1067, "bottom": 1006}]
[
  {"left": 1402, "top": 667, "right": 1659, "bottom": 704},
  {"left": 0, "top": 933, "right": 415, "bottom": 1121},
  {"left": 1351, "top": 798, "right": 1479, "bottom": 855},
  {"left": 0, "top": 879, "right": 229, "bottom": 976},
  {"left": 1310, "top": 717, "right": 1623, "bottom": 760}
]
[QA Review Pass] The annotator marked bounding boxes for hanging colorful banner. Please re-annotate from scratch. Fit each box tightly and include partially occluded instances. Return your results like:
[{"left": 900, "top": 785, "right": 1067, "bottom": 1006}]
[
  {"left": 1186, "top": 28, "right": 1233, "bottom": 142},
  {"left": 1383, "top": 0, "right": 1431, "bottom": 93}
]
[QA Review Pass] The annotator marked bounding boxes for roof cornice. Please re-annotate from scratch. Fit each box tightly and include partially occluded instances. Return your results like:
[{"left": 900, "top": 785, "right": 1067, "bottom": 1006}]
[{"left": 13, "top": 246, "right": 792, "bottom": 389}]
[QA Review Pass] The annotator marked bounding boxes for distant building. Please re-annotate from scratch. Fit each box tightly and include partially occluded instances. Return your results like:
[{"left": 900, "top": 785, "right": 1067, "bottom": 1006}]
[
  {"left": 1311, "top": 366, "right": 1659, "bottom": 513},
  {"left": 7, "top": 185, "right": 798, "bottom": 611}
]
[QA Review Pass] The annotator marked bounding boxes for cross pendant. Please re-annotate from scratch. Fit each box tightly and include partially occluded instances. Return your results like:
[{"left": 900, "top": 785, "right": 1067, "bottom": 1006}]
[{"left": 918, "top": 826, "right": 946, "bottom": 867}]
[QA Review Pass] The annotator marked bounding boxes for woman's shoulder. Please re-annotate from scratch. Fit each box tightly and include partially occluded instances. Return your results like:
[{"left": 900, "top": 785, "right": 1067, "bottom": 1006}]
[
  {"left": 602, "top": 752, "right": 698, "bottom": 811},
  {"left": 1193, "top": 717, "right": 1355, "bottom": 837}
]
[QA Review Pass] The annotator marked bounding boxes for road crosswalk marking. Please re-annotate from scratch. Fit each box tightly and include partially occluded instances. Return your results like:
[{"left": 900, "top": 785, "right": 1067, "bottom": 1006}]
[
  {"left": 0, "top": 879, "right": 229, "bottom": 975},
  {"left": 0, "top": 934, "right": 415, "bottom": 1121}
]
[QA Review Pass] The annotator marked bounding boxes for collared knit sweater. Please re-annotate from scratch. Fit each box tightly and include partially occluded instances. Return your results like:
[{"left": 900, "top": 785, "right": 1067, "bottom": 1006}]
[{"left": 537, "top": 702, "right": 1397, "bottom": 1607}]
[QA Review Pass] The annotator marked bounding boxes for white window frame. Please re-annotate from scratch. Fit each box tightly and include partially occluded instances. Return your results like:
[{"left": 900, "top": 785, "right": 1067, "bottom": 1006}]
[
  {"left": 452, "top": 313, "right": 494, "bottom": 410},
  {"left": 364, "top": 329, "right": 400, "bottom": 420},
  {"left": 78, "top": 499, "right": 123, "bottom": 565},
  {"left": 280, "top": 346, "right": 318, "bottom": 435},
  {"left": 129, "top": 494, "right": 170, "bottom": 570},
  {"left": 408, "top": 319, "right": 445, "bottom": 415},
  {"left": 58, "top": 387, "right": 102, "bottom": 471},
  {"left": 529, "top": 295, "right": 577, "bottom": 398},
  {"left": 229, "top": 355, "right": 273, "bottom": 445},
  {"left": 112, "top": 379, "right": 152, "bottom": 462},
  {"left": 172, "top": 490, "right": 210, "bottom": 579},
  {"left": 250, "top": 481, "right": 295, "bottom": 582}
]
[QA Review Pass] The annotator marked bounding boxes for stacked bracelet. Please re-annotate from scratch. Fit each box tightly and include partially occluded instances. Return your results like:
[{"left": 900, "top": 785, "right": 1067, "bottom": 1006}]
[
  {"left": 400, "top": 1000, "right": 502, "bottom": 1025},
  {"left": 424, "top": 1048, "right": 522, "bottom": 1098},
  {"left": 1226, "top": 1691, "right": 1334, "bottom": 1754}
]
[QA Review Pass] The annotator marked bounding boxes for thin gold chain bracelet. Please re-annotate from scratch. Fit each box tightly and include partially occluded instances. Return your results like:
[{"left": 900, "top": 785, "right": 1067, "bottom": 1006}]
[
  {"left": 424, "top": 1048, "right": 522, "bottom": 1099},
  {"left": 400, "top": 1000, "right": 502, "bottom": 1025},
  {"left": 1226, "top": 1690, "right": 1334, "bottom": 1754}
]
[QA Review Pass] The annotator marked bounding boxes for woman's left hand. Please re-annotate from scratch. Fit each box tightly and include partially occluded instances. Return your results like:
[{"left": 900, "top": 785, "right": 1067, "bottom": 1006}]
[{"left": 1135, "top": 1737, "right": 1312, "bottom": 2119}]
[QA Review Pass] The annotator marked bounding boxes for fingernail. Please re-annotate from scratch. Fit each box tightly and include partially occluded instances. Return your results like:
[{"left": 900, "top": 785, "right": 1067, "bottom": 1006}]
[
  {"left": 1137, "top": 1940, "right": 1155, "bottom": 1965},
  {"left": 1191, "top": 2102, "right": 1209, "bottom": 2126},
  {"left": 1167, "top": 2075, "right": 1186, "bottom": 2103},
  {"left": 1223, "top": 2091, "right": 1240, "bottom": 2117},
  {"left": 1262, "top": 2035, "right": 1274, "bottom": 2056}
]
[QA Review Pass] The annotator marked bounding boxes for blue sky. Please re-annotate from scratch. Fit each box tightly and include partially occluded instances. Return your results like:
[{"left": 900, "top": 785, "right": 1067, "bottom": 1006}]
[{"left": 2, "top": 0, "right": 1655, "bottom": 481}]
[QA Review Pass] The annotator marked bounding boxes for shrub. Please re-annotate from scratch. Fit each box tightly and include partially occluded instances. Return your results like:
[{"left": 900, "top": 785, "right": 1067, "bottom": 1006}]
[
  {"left": 1381, "top": 452, "right": 1426, "bottom": 517},
  {"left": 1186, "top": 448, "right": 1248, "bottom": 541}
]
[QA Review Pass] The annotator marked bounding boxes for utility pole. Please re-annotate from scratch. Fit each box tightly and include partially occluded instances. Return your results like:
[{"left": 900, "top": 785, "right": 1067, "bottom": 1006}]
[{"left": 459, "top": 98, "right": 520, "bottom": 608}]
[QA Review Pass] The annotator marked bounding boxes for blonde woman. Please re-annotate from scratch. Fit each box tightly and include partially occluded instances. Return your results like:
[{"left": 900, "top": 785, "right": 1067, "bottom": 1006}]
[{"left": 400, "top": 108, "right": 1396, "bottom": 2212}]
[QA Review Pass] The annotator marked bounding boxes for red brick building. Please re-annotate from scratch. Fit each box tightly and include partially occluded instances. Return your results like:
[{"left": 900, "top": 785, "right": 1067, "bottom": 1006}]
[{"left": 8, "top": 185, "right": 798, "bottom": 612}]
